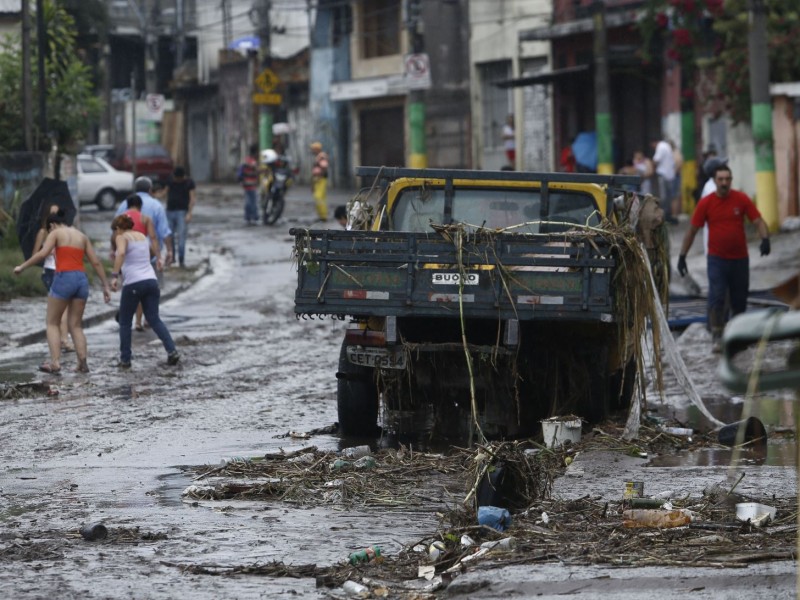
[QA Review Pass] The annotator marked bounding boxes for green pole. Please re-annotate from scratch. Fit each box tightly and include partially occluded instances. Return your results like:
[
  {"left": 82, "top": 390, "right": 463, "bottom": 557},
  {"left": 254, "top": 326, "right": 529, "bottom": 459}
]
[
  {"left": 593, "top": 1, "right": 613, "bottom": 174},
  {"left": 748, "top": 0, "right": 778, "bottom": 232},
  {"left": 680, "top": 66, "right": 696, "bottom": 214},
  {"left": 407, "top": 0, "right": 426, "bottom": 168}
]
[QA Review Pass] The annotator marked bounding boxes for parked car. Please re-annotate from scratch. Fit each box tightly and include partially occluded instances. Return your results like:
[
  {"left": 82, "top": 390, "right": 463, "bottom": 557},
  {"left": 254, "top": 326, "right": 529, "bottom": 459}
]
[
  {"left": 77, "top": 154, "right": 134, "bottom": 210},
  {"left": 111, "top": 143, "right": 174, "bottom": 183},
  {"left": 82, "top": 144, "right": 117, "bottom": 164}
]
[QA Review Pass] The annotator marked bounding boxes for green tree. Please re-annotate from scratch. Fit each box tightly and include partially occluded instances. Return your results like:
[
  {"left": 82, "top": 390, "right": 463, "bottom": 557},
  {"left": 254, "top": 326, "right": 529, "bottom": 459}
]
[
  {"left": 639, "top": 0, "right": 800, "bottom": 124},
  {"left": 0, "top": 0, "right": 102, "bottom": 153}
]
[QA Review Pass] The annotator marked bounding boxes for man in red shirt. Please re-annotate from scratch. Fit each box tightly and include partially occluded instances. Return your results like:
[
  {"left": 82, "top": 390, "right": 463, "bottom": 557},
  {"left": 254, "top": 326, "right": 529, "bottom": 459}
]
[{"left": 677, "top": 165, "right": 770, "bottom": 352}]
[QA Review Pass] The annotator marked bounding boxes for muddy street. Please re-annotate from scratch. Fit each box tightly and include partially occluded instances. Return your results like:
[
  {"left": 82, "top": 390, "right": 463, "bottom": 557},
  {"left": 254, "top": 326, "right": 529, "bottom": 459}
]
[{"left": 1, "top": 189, "right": 797, "bottom": 598}]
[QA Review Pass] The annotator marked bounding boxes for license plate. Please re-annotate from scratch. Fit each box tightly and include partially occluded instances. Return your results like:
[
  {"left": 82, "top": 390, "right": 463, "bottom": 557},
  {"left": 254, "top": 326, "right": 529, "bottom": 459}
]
[
  {"left": 346, "top": 347, "right": 407, "bottom": 369},
  {"left": 431, "top": 272, "right": 479, "bottom": 285}
]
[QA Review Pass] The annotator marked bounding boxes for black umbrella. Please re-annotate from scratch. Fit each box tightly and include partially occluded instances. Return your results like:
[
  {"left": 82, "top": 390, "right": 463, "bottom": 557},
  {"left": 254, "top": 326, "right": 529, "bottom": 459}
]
[{"left": 16, "top": 178, "right": 77, "bottom": 260}]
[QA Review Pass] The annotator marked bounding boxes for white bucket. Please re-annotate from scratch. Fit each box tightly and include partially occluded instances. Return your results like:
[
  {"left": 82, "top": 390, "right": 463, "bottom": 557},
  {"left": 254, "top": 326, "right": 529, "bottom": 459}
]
[{"left": 541, "top": 417, "right": 582, "bottom": 448}]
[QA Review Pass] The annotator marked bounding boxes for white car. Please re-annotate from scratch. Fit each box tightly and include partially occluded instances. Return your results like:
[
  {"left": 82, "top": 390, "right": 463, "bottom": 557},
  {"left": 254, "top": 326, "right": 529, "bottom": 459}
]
[{"left": 77, "top": 154, "right": 134, "bottom": 211}]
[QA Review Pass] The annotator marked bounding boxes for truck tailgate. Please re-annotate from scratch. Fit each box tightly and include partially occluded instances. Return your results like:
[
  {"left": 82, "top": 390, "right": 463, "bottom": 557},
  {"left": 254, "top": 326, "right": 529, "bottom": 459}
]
[{"left": 291, "top": 229, "right": 617, "bottom": 322}]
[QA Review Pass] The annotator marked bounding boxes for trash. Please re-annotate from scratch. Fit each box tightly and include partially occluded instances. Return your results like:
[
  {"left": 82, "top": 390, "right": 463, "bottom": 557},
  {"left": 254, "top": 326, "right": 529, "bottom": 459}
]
[
  {"left": 219, "top": 456, "right": 251, "bottom": 466},
  {"left": 480, "top": 536, "right": 516, "bottom": 551},
  {"left": 353, "top": 456, "right": 376, "bottom": 469},
  {"left": 540, "top": 512, "right": 549, "bottom": 525},
  {"left": 348, "top": 545, "right": 382, "bottom": 565},
  {"left": 623, "top": 481, "right": 644, "bottom": 499},
  {"left": 287, "top": 453, "right": 316, "bottom": 464},
  {"left": 79, "top": 522, "right": 108, "bottom": 541},
  {"left": 540, "top": 416, "right": 582, "bottom": 448},
  {"left": 661, "top": 426, "right": 693, "bottom": 438},
  {"left": 412, "top": 544, "right": 427, "bottom": 553},
  {"left": 428, "top": 540, "right": 446, "bottom": 561},
  {"left": 459, "top": 534, "right": 475, "bottom": 548},
  {"left": 629, "top": 498, "right": 666, "bottom": 509},
  {"left": 331, "top": 459, "right": 351, "bottom": 470},
  {"left": 342, "top": 580, "right": 369, "bottom": 597},
  {"left": 476, "top": 461, "right": 508, "bottom": 508},
  {"left": 324, "top": 479, "right": 344, "bottom": 487},
  {"left": 622, "top": 509, "right": 692, "bottom": 528},
  {"left": 341, "top": 445, "right": 371, "bottom": 459},
  {"left": 717, "top": 417, "right": 767, "bottom": 447},
  {"left": 736, "top": 502, "right": 777, "bottom": 527},
  {"left": 418, "top": 565, "right": 436, "bottom": 580},
  {"left": 477, "top": 505, "right": 512, "bottom": 531}
]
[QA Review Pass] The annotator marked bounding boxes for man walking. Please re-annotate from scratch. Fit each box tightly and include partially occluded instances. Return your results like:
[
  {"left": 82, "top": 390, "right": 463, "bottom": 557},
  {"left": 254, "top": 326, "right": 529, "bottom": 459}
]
[
  {"left": 652, "top": 137, "right": 677, "bottom": 224},
  {"left": 677, "top": 164, "right": 771, "bottom": 352},
  {"left": 239, "top": 143, "right": 259, "bottom": 225},
  {"left": 166, "top": 166, "right": 196, "bottom": 268},
  {"left": 115, "top": 176, "right": 173, "bottom": 267},
  {"left": 310, "top": 141, "right": 329, "bottom": 221}
]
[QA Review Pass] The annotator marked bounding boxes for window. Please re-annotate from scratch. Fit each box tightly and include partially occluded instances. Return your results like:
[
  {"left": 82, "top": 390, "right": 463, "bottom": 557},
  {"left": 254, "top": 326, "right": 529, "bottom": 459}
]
[
  {"left": 478, "top": 61, "right": 512, "bottom": 153},
  {"left": 361, "top": 0, "right": 400, "bottom": 58},
  {"left": 391, "top": 187, "right": 601, "bottom": 234},
  {"left": 79, "top": 158, "right": 107, "bottom": 174}
]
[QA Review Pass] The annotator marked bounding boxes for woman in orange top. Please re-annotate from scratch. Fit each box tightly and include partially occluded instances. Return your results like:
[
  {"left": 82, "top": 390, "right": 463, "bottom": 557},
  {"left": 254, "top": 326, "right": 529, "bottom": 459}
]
[{"left": 14, "top": 213, "right": 111, "bottom": 373}]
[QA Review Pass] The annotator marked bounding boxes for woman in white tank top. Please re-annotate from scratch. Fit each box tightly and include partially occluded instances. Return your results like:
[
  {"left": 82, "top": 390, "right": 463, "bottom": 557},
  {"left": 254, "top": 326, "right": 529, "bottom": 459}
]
[{"left": 110, "top": 214, "right": 180, "bottom": 369}]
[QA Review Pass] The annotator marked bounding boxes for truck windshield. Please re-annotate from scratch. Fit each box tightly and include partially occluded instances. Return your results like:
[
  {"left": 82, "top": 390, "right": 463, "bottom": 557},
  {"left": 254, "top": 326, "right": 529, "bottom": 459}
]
[{"left": 391, "top": 187, "right": 602, "bottom": 233}]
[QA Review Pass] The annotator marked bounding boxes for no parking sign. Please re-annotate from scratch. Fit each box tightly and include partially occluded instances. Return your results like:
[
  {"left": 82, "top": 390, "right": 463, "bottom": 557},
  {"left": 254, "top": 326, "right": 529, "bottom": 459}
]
[
  {"left": 144, "top": 93, "right": 165, "bottom": 121},
  {"left": 404, "top": 53, "right": 431, "bottom": 90}
]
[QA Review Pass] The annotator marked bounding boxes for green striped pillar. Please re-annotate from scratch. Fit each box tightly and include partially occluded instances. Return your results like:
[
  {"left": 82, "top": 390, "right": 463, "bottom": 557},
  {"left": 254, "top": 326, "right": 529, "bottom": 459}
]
[
  {"left": 409, "top": 98, "right": 427, "bottom": 168},
  {"left": 749, "top": 0, "right": 778, "bottom": 232},
  {"left": 259, "top": 109, "right": 273, "bottom": 153},
  {"left": 593, "top": 2, "right": 613, "bottom": 174},
  {"left": 680, "top": 108, "right": 696, "bottom": 214}
]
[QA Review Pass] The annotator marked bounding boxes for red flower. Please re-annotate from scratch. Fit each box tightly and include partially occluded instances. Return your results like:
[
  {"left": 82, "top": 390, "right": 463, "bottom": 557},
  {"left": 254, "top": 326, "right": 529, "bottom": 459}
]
[
  {"left": 672, "top": 28, "right": 693, "bottom": 47},
  {"left": 656, "top": 12, "right": 668, "bottom": 28},
  {"left": 705, "top": 0, "right": 724, "bottom": 14},
  {"left": 681, "top": 88, "right": 695, "bottom": 99},
  {"left": 667, "top": 47, "right": 680, "bottom": 61}
]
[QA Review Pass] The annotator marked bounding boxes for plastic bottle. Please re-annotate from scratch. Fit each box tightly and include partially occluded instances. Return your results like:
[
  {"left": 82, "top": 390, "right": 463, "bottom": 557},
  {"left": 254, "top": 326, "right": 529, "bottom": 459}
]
[
  {"left": 348, "top": 545, "right": 382, "bottom": 565},
  {"left": 332, "top": 459, "right": 351, "bottom": 470},
  {"left": 219, "top": 456, "right": 250, "bottom": 466},
  {"left": 342, "top": 580, "right": 369, "bottom": 596},
  {"left": 341, "top": 445, "right": 371, "bottom": 459},
  {"left": 353, "top": 456, "right": 376, "bottom": 469},
  {"left": 480, "top": 537, "right": 516, "bottom": 551},
  {"left": 622, "top": 509, "right": 692, "bottom": 528}
]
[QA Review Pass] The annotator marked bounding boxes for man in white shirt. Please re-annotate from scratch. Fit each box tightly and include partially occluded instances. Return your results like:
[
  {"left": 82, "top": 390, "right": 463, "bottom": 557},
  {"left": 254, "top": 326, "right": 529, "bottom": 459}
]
[{"left": 652, "top": 138, "right": 677, "bottom": 223}]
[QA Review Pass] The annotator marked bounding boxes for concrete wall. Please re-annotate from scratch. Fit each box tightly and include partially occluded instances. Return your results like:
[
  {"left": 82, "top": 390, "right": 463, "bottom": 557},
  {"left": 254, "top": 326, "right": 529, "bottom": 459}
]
[{"left": 468, "top": 0, "right": 550, "bottom": 170}]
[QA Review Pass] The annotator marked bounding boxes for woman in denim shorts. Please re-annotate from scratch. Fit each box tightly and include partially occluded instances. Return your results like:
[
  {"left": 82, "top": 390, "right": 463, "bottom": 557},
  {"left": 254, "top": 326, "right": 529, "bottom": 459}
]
[
  {"left": 34, "top": 205, "right": 73, "bottom": 352},
  {"left": 14, "top": 213, "right": 111, "bottom": 373}
]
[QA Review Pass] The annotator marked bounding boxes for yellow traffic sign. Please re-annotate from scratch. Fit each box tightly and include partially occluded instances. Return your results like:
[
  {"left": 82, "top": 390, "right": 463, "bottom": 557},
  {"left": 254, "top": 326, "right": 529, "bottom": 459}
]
[
  {"left": 255, "top": 68, "right": 280, "bottom": 93},
  {"left": 253, "top": 92, "right": 282, "bottom": 105}
]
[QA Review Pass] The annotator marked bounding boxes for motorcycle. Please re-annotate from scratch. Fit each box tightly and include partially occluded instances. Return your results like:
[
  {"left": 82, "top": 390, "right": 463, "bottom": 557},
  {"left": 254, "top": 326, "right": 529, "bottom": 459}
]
[{"left": 260, "top": 149, "right": 294, "bottom": 226}]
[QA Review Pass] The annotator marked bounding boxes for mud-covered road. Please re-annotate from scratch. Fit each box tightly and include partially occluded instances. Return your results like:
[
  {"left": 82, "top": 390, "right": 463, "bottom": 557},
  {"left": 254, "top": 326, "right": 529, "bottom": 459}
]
[{"left": 1, "top": 189, "right": 797, "bottom": 599}]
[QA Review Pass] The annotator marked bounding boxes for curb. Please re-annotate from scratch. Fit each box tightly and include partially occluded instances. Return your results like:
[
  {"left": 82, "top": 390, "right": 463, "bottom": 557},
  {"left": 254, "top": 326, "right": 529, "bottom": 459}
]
[{"left": 10, "top": 258, "right": 213, "bottom": 348}]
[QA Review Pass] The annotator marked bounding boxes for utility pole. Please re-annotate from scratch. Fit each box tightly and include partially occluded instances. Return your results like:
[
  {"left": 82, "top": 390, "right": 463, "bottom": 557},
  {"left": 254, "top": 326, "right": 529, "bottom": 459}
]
[
  {"left": 748, "top": 0, "right": 778, "bottom": 232},
  {"left": 592, "top": 1, "right": 613, "bottom": 175},
  {"left": 406, "top": 0, "right": 426, "bottom": 168},
  {"left": 680, "top": 68, "right": 696, "bottom": 215},
  {"left": 176, "top": 0, "right": 185, "bottom": 68},
  {"left": 21, "top": 0, "right": 32, "bottom": 150},
  {"left": 258, "top": 0, "right": 273, "bottom": 151},
  {"left": 36, "top": 0, "right": 47, "bottom": 143},
  {"left": 145, "top": 0, "right": 159, "bottom": 93}
]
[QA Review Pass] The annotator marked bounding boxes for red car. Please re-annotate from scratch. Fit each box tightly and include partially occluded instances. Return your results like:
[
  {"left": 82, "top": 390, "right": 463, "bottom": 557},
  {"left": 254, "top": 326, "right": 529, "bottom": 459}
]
[{"left": 111, "top": 143, "right": 174, "bottom": 183}]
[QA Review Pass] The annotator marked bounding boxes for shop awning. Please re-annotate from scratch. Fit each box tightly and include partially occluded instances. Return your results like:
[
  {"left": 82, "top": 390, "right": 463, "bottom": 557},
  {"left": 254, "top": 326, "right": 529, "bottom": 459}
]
[{"left": 495, "top": 64, "right": 591, "bottom": 88}]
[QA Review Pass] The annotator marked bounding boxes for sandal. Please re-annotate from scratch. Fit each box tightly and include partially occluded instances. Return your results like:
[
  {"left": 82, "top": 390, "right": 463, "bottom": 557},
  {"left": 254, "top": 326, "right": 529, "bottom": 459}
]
[
  {"left": 38, "top": 363, "right": 62, "bottom": 374},
  {"left": 61, "top": 342, "right": 75, "bottom": 353}
]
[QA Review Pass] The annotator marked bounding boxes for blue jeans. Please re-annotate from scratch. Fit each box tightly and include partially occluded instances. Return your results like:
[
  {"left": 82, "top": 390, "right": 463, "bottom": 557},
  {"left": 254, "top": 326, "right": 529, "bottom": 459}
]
[
  {"left": 244, "top": 189, "right": 258, "bottom": 222},
  {"left": 50, "top": 271, "right": 89, "bottom": 301},
  {"left": 167, "top": 210, "right": 188, "bottom": 264},
  {"left": 707, "top": 255, "right": 749, "bottom": 330},
  {"left": 119, "top": 279, "right": 176, "bottom": 363}
]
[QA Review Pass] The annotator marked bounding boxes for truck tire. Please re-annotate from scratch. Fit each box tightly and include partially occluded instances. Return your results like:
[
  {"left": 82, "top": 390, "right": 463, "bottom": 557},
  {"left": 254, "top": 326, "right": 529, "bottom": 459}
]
[{"left": 336, "top": 342, "right": 379, "bottom": 436}]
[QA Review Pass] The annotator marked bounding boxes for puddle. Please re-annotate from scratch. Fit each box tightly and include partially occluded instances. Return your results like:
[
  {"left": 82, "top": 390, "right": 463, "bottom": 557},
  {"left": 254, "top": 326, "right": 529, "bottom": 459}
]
[
  {"left": 648, "top": 441, "right": 796, "bottom": 467},
  {"left": 648, "top": 395, "right": 797, "bottom": 468},
  {"left": 155, "top": 470, "right": 195, "bottom": 508}
]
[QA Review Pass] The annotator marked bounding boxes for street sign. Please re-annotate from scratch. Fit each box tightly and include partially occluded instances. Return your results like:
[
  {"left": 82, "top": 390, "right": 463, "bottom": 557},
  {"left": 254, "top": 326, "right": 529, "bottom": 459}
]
[
  {"left": 253, "top": 92, "right": 282, "bottom": 105},
  {"left": 255, "top": 68, "right": 280, "bottom": 93},
  {"left": 404, "top": 53, "right": 431, "bottom": 90},
  {"left": 144, "top": 93, "right": 165, "bottom": 121}
]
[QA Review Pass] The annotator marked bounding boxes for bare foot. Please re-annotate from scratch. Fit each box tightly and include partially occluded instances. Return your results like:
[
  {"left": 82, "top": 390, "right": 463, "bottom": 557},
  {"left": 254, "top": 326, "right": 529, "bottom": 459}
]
[{"left": 76, "top": 359, "right": 89, "bottom": 373}]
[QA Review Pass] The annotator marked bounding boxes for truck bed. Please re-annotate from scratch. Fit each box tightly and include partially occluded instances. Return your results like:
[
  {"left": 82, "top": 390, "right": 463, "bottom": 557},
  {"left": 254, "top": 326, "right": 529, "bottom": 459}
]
[{"left": 291, "top": 229, "right": 618, "bottom": 322}]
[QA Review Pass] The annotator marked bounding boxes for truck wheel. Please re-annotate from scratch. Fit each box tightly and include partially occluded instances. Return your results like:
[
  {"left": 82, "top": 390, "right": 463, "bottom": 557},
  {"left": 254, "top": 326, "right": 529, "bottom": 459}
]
[{"left": 336, "top": 342, "right": 379, "bottom": 436}]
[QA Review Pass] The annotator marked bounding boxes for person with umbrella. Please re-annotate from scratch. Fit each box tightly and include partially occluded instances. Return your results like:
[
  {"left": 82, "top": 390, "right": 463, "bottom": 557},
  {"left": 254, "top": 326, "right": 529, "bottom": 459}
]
[
  {"left": 13, "top": 212, "right": 111, "bottom": 373},
  {"left": 34, "top": 204, "right": 74, "bottom": 353}
]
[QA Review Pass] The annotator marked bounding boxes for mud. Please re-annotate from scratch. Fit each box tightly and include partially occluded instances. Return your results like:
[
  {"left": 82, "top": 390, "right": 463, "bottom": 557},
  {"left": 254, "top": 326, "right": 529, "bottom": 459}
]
[{"left": 1, "top": 193, "right": 797, "bottom": 598}]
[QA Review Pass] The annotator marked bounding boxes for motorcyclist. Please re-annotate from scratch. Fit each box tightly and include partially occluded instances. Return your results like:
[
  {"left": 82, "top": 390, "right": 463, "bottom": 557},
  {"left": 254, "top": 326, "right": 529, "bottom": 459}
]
[{"left": 259, "top": 148, "right": 293, "bottom": 224}]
